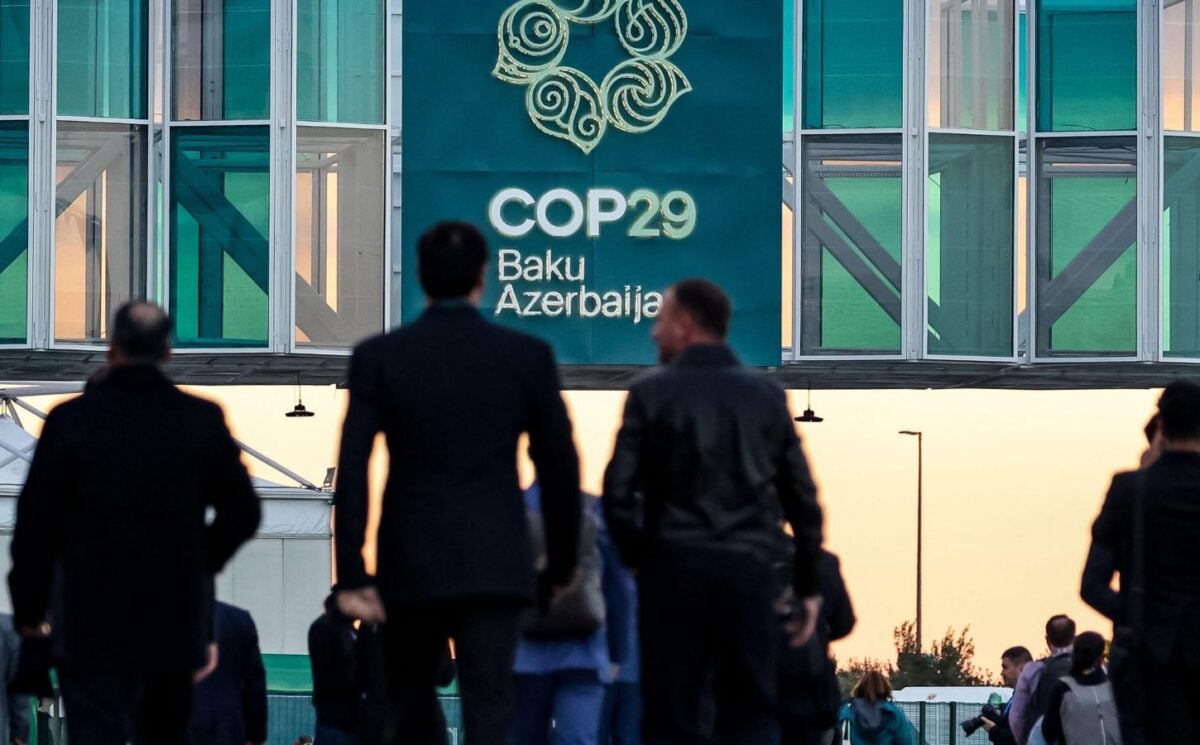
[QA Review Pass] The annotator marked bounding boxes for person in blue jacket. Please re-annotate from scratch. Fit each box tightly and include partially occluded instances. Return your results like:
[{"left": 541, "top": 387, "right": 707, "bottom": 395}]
[
  {"left": 597, "top": 552, "right": 639, "bottom": 745},
  {"left": 836, "top": 670, "right": 915, "bottom": 745},
  {"left": 511, "top": 486, "right": 634, "bottom": 745}
]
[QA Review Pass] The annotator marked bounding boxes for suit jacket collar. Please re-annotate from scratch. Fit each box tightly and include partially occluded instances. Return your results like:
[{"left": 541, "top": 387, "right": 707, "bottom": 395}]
[{"left": 674, "top": 344, "right": 739, "bottom": 368}]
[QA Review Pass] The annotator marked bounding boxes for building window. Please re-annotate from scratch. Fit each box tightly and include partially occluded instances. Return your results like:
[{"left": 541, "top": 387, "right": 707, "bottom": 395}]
[
  {"left": 1036, "top": 0, "right": 1135, "bottom": 132},
  {"left": 802, "top": 0, "right": 903, "bottom": 129},
  {"left": 172, "top": 0, "right": 271, "bottom": 121},
  {"left": 1163, "top": 138, "right": 1200, "bottom": 357},
  {"left": 927, "top": 134, "right": 1014, "bottom": 357},
  {"left": 295, "top": 127, "right": 384, "bottom": 348},
  {"left": 54, "top": 123, "right": 147, "bottom": 343},
  {"left": 57, "top": 0, "right": 148, "bottom": 119},
  {"left": 0, "top": 0, "right": 29, "bottom": 116},
  {"left": 1165, "top": 0, "right": 1200, "bottom": 132},
  {"left": 0, "top": 120, "right": 26, "bottom": 344},
  {"left": 1035, "top": 137, "right": 1137, "bottom": 356},
  {"left": 169, "top": 125, "right": 270, "bottom": 348},
  {"left": 929, "top": 0, "right": 1015, "bottom": 131},
  {"left": 297, "top": 0, "right": 384, "bottom": 124},
  {"left": 800, "top": 135, "right": 903, "bottom": 354}
]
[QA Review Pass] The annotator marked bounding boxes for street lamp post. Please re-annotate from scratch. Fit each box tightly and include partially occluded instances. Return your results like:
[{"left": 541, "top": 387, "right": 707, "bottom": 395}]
[{"left": 899, "top": 430, "right": 923, "bottom": 651}]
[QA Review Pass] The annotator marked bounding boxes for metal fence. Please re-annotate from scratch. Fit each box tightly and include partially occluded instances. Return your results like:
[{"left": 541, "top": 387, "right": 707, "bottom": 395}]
[
  {"left": 895, "top": 701, "right": 996, "bottom": 745},
  {"left": 31, "top": 696, "right": 993, "bottom": 745}
]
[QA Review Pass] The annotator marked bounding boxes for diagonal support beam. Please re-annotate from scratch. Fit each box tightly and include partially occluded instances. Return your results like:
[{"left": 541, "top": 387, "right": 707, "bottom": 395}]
[
  {"left": 805, "top": 171, "right": 903, "bottom": 289},
  {"left": 805, "top": 204, "right": 903, "bottom": 324}
]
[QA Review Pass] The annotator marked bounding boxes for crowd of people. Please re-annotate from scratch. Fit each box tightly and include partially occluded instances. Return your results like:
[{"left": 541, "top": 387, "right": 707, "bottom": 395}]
[{"left": 2, "top": 219, "right": 1199, "bottom": 745}]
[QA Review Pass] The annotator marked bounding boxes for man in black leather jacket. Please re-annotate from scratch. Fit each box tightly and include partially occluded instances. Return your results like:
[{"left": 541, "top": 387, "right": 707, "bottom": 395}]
[{"left": 603, "top": 279, "right": 824, "bottom": 745}]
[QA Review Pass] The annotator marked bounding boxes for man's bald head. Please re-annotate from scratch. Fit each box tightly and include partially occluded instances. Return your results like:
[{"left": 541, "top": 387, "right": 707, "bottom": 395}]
[{"left": 110, "top": 302, "right": 173, "bottom": 366}]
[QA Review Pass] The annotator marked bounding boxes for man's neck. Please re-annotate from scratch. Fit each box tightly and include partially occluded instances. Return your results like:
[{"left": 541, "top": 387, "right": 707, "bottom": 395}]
[
  {"left": 1164, "top": 439, "right": 1200, "bottom": 454},
  {"left": 1048, "top": 646, "right": 1072, "bottom": 657}
]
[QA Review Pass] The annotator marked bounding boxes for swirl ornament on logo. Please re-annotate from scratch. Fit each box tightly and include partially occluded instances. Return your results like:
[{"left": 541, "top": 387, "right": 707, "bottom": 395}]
[{"left": 493, "top": 0, "right": 691, "bottom": 154}]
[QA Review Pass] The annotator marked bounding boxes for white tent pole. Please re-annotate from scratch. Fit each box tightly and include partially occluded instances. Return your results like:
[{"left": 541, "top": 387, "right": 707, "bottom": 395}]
[{"left": 234, "top": 439, "right": 322, "bottom": 491}]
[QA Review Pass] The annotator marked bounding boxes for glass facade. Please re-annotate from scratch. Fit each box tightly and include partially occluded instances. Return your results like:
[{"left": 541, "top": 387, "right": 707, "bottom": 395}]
[
  {"left": 55, "top": 123, "right": 147, "bottom": 343},
  {"left": 297, "top": 0, "right": 384, "bottom": 124},
  {"left": 800, "top": 136, "right": 903, "bottom": 354},
  {"left": 1036, "top": 0, "right": 1136, "bottom": 132},
  {"left": 58, "top": 0, "right": 148, "bottom": 119},
  {"left": 929, "top": 0, "right": 1015, "bottom": 131},
  {"left": 172, "top": 0, "right": 271, "bottom": 121},
  {"left": 1035, "top": 138, "right": 1137, "bottom": 356},
  {"left": 169, "top": 126, "right": 270, "bottom": 348},
  {"left": 802, "top": 0, "right": 903, "bottom": 129},
  {"left": 1164, "top": 138, "right": 1200, "bottom": 357},
  {"left": 295, "top": 127, "right": 385, "bottom": 348},
  {"left": 0, "top": 0, "right": 28, "bottom": 116},
  {"left": 1165, "top": 0, "right": 1200, "bottom": 132},
  {"left": 927, "top": 134, "right": 1014, "bottom": 356},
  {"left": 0, "top": 120, "right": 26, "bottom": 344}
]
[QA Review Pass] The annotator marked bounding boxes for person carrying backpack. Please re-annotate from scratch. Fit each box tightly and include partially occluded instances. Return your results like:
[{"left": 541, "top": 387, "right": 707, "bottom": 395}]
[
  {"left": 1011, "top": 615, "right": 1076, "bottom": 745},
  {"left": 835, "top": 671, "right": 915, "bottom": 745},
  {"left": 1039, "top": 631, "right": 1122, "bottom": 745}
]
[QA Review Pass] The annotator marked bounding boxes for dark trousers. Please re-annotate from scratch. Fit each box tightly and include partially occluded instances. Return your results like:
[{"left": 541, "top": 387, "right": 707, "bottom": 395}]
[
  {"left": 638, "top": 542, "right": 781, "bottom": 745},
  {"left": 599, "top": 683, "right": 642, "bottom": 745},
  {"left": 60, "top": 667, "right": 193, "bottom": 745},
  {"left": 382, "top": 597, "right": 524, "bottom": 745},
  {"left": 1142, "top": 659, "right": 1200, "bottom": 745}
]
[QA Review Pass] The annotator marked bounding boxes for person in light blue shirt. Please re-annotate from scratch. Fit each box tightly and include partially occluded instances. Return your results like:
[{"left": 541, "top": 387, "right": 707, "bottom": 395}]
[{"left": 511, "top": 486, "right": 634, "bottom": 745}]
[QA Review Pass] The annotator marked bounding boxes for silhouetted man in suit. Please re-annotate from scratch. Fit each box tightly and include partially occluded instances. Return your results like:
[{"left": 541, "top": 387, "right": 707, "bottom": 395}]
[
  {"left": 188, "top": 601, "right": 267, "bottom": 745},
  {"left": 333, "top": 222, "right": 581, "bottom": 745},
  {"left": 8, "top": 302, "right": 261, "bottom": 744},
  {"left": 1088, "top": 380, "right": 1200, "bottom": 744},
  {"left": 603, "top": 279, "right": 824, "bottom": 745}
]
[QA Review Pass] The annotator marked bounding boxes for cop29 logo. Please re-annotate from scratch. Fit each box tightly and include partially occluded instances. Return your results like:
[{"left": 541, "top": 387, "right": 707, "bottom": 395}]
[{"left": 493, "top": 0, "right": 691, "bottom": 154}]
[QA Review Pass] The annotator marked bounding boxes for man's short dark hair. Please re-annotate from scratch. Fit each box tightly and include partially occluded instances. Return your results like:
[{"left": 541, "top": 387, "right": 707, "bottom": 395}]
[
  {"left": 1158, "top": 380, "right": 1200, "bottom": 442},
  {"left": 111, "top": 302, "right": 172, "bottom": 364},
  {"left": 417, "top": 222, "right": 488, "bottom": 300},
  {"left": 1046, "top": 614, "right": 1076, "bottom": 649},
  {"left": 672, "top": 278, "right": 732, "bottom": 339},
  {"left": 1144, "top": 414, "right": 1160, "bottom": 445},
  {"left": 1001, "top": 646, "right": 1033, "bottom": 665}
]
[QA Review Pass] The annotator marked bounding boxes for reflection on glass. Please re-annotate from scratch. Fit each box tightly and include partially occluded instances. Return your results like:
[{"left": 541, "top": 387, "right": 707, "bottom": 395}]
[
  {"left": 1165, "top": 0, "right": 1200, "bottom": 132},
  {"left": 929, "top": 0, "right": 1015, "bottom": 131},
  {"left": 802, "top": 0, "right": 903, "bottom": 129},
  {"left": 0, "top": 0, "right": 29, "bottom": 115},
  {"left": 297, "top": 0, "right": 384, "bottom": 124},
  {"left": 800, "top": 135, "right": 903, "bottom": 354},
  {"left": 1019, "top": 11, "right": 1027, "bottom": 131},
  {"left": 295, "top": 127, "right": 384, "bottom": 348},
  {"left": 783, "top": 202, "right": 794, "bottom": 349},
  {"left": 1036, "top": 0, "right": 1135, "bottom": 132},
  {"left": 1035, "top": 137, "right": 1136, "bottom": 356},
  {"left": 58, "top": 0, "right": 148, "bottom": 119},
  {"left": 1163, "top": 138, "right": 1200, "bottom": 356},
  {"left": 927, "top": 134, "right": 1013, "bottom": 356},
  {"left": 55, "top": 124, "right": 147, "bottom": 343},
  {"left": 0, "top": 121, "right": 26, "bottom": 343},
  {"left": 172, "top": 0, "right": 270, "bottom": 121},
  {"left": 170, "top": 126, "right": 269, "bottom": 348}
]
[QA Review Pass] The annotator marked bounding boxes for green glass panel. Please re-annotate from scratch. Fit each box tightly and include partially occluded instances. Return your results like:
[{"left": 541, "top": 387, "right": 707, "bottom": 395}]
[
  {"left": 927, "top": 134, "right": 1013, "bottom": 357},
  {"left": 1163, "top": 138, "right": 1200, "bottom": 357},
  {"left": 171, "top": 0, "right": 270, "bottom": 121},
  {"left": 169, "top": 126, "right": 269, "bottom": 348},
  {"left": 297, "top": 0, "right": 384, "bottom": 124},
  {"left": 1036, "top": 138, "right": 1136, "bottom": 356},
  {"left": 1018, "top": 12, "right": 1026, "bottom": 131},
  {"left": 802, "top": 0, "right": 902, "bottom": 129},
  {"left": 801, "top": 136, "right": 902, "bottom": 354},
  {"left": 784, "top": 0, "right": 793, "bottom": 132},
  {"left": 0, "top": 120, "right": 27, "bottom": 344},
  {"left": 0, "top": 0, "right": 29, "bottom": 115},
  {"left": 57, "top": 0, "right": 148, "bottom": 119},
  {"left": 929, "top": 0, "right": 1014, "bottom": 131},
  {"left": 1036, "top": 0, "right": 1135, "bottom": 132}
]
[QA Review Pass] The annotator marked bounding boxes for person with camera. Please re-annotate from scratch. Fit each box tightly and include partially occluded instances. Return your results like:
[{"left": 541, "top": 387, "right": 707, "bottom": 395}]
[{"left": 978, "top": 646, "right": 1033, "bottom": 745}]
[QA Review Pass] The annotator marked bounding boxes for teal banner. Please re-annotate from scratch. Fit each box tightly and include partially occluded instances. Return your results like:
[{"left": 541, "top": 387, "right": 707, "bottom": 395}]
[{"left": 402, "top": 0, "right": 782, "bottom": 365}]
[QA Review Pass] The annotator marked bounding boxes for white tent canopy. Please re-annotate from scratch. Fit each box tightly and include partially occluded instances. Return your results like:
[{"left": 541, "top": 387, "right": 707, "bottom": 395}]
[{"left": 0, "top": 389, "right": 332, "bottom": 655}]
